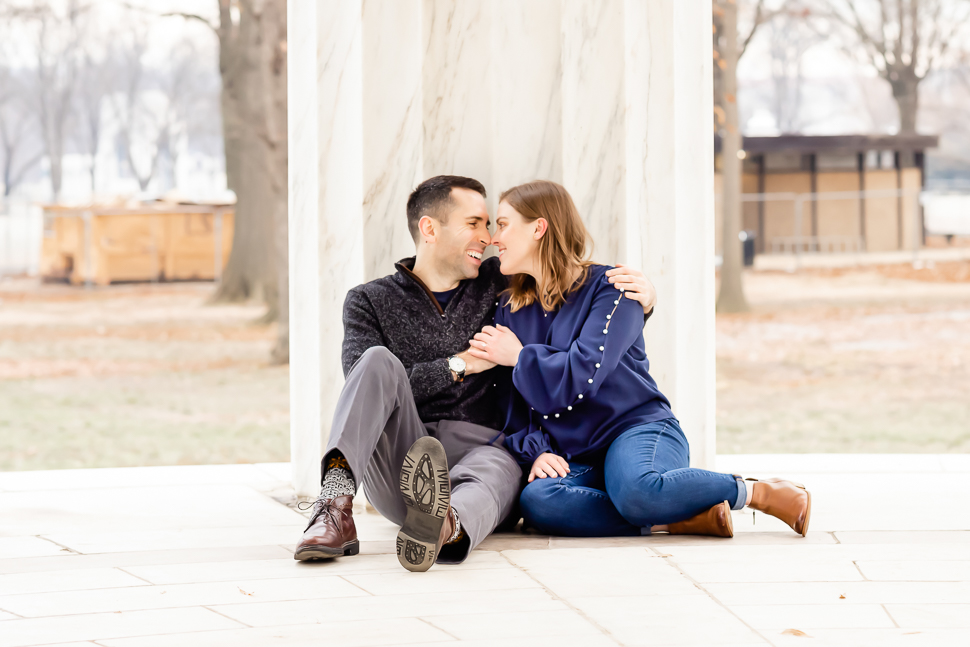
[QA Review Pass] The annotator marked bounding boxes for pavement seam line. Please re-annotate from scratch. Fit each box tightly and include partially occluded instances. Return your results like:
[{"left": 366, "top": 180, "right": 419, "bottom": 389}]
[
  {"left": 202, "top": 604, "right": 253, "bottom": 628},
  {"left": 0, "top": 605, "right": 25, "bottom": 618},
  {"left": 646, "top": 546, "right": 778, "bottom": 647},
  {"left": 36, "top": 535, "right": 81, "bottom": 554},
  {"left": 115, "top": 566, "right": 156, "bottom": 585},
  {"left": 497, "top": 550, "right": 625, "bottom": 646},
  {"left": 852, "top": 560, "right": 870, "bottom": 581},
  {"left": 337, "top": 574, "right": 375, "bottom": 596},
  {"left": 881, "top": 603, "right": 901, "bottom": 628},
  {"left": 416, "top": 615, "right": 461, "bottom": 641}
]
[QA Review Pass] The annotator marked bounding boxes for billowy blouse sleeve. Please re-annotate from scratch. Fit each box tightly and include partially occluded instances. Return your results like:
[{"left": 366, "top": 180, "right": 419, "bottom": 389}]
[{"left": 511, "top": 273, "right": 643, "bottom": 415}]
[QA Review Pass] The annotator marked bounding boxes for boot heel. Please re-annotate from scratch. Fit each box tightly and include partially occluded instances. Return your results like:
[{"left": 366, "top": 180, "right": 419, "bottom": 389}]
[
  {"left": 343, "top": 540, "right": 360, "bottom": 556},
  {"left": 396, "top": 532, "right": 436, "bottom": 572}
]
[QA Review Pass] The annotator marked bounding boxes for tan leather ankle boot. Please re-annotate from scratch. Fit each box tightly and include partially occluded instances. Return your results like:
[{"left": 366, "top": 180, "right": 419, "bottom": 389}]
[
  {"left": 667, "top": 501, "right": 734, "bottom": 538},
  {"left": 747, "top": 478, "right": 811, "bottom": 536}
]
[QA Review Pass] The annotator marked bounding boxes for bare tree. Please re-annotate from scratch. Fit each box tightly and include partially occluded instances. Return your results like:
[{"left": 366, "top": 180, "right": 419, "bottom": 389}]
[
  {"left": 715, "top": 0, "right": 769, "bottom": 314},
  {"left": 161, "top": 38, "right": 220, "bottom": 193},
  {"left": 767, "top": 9, "right": 818, "bottom": 133},
  {"left": 812, "top": 0, "right": 970, "bottom": 137},
  {"left": 21, "top": 0, "right": 88, "bottom": 200},
  {"left": 164, "top": 1, "right": 288, "bottom": 363},
  {"left": 0, "top": 66, "right": 43, "bottom": 197},
  {"left": 110, "top": 23, "right": 163, "bottom": 193},
  {"left": 211, "top": 1, "right": 286, "bottom": 325},
  {"left": 74, "top": 50, "right": 111, "bottom": 194}
]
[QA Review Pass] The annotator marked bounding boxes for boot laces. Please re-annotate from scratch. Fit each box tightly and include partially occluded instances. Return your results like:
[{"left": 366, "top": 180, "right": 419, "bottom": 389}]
[{"left": 298, "top": 496, "right": 341, "bottom": 532}]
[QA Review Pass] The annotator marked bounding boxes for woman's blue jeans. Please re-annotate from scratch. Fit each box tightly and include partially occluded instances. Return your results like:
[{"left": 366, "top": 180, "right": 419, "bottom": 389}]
[{"left": 519, "top": 418, "right": 746, "bottom": 536}]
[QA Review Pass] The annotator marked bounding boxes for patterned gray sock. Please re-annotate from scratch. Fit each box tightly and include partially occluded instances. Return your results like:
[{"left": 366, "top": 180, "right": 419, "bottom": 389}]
[
  {"left": 318, "top": 455, "right": 355, "bottom": 500},
  {"left": 319, "top": 467, "right": 355, "bottom": 500}
]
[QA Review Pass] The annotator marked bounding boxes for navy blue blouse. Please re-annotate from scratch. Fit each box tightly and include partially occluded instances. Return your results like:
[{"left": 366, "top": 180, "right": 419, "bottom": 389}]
[{"left": 497, "top": 264, "right": 674, "bottom": 465}]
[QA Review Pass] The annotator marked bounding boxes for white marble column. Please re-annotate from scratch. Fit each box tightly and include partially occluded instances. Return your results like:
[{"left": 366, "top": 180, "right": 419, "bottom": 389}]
[
  {"left": 637, "top": 0, "right": 717, "bottom": 468},
  {"left": 559, "top": 0, "right": 716, "bottom": 467},
  {"left": 288, "top": 0, "right": 366, "bottom": 497}
]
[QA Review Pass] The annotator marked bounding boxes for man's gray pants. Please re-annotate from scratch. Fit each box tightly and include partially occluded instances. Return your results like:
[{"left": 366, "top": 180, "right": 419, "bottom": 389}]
[{"left": 324, "top": 346, "right": 521, "bottom": 563}]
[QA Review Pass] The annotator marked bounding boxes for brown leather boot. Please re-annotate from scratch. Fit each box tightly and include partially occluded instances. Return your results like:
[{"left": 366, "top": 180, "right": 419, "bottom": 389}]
[
  {"left": 294, "top": 495, "right": 360, "bottom": 561},
  {"left": 667, "top": 501, "right": 734, "bottom": 538},
  {"left": 747, "top": 478, "right": 811, "bottom": 536},
  {"left": 396, "top": 436, "right": 452, "bottom": 572}
]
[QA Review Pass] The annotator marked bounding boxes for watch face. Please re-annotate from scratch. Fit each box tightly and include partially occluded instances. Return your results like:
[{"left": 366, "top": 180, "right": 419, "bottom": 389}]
[{"left": 449, "top": 356, "right": 466, "bottom": 373}]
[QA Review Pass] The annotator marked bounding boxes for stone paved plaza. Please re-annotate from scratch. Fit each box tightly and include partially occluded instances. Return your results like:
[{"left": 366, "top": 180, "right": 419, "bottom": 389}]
[{"left": 2, "top": 454, "right": 968, "bottom": 647}]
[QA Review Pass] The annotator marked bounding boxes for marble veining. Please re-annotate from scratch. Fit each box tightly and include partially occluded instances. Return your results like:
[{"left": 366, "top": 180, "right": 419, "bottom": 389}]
[
  {"left": 562, "top": 0, "right": 626, "bottom": 263},
  {"left": 422, "top": 0, "right": 493, "bottom": 190},
  {"left": 363, "top": 0, "right": 424, "bottom": 280},
  {"left": 490, "top": 0, "right": 563, "bottom": 198}
]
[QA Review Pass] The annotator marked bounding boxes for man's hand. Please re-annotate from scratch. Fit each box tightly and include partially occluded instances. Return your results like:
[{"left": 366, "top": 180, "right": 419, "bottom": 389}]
[
  {"left": 606, "top": 264, "right": 657, "bottom": 315},
  {"left": 529, "top": 452, "right": 570, "bottom": 482},
  {"left": 453, "top": 349, "right": 496, "bottom": 380},
  {"left": 468, "top": 324, "right": 523, "bottom": 367}
]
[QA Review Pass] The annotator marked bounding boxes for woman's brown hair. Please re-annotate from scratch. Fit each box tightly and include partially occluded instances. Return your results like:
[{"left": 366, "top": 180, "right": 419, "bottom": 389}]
[{"left": 499, "top": 180, "right": 593, "bottom": 312}]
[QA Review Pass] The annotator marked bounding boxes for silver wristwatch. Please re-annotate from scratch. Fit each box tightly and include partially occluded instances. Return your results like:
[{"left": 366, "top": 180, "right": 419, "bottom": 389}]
[{"left": 447, "top": 355, "right": 466, "bottom": 382}]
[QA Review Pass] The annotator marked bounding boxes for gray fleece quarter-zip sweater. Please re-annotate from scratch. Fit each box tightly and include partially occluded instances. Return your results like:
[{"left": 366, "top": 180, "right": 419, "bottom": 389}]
[{"left": 341, "top": 256, "right": 511, "bottom": 430}]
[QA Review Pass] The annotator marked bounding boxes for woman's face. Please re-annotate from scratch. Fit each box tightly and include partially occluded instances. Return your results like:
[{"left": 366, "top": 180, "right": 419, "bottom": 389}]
[{"left": 491, "top": 200, "right": 543, "bottom": 276}]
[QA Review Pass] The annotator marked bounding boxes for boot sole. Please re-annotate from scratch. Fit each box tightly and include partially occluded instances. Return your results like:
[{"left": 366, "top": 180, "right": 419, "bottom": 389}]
[
  {"left": 800, "top": 491, "right": 812, "bottom": 537},
  {"left": 397, "top": 436, "right": 450, "bottom": 573},
  {"left": 294, "top": 539, "right": 360, "bottom": 561}
]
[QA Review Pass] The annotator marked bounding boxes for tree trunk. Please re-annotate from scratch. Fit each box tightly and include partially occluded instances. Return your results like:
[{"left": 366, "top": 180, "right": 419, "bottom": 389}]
[
  {"left": 889, "top": 71, "right": 920, "bottom": 167},
  {"left": 47, "top": 136, "right": 63, "bottom": 199},
  {"left": 717, "top": 0, "right": 749, "bottom": 314},
  {"left": 270, "top": 197, "right": 289, "bottom": 364},
  {"left": 211, "top": 0, "right": 287, "bottom": 325},
  {"left": 894, "top": 87, "right": 918, "bottom": 134},
  {"left": 267, "top": 2, "right": 288, "bottom": 364}
]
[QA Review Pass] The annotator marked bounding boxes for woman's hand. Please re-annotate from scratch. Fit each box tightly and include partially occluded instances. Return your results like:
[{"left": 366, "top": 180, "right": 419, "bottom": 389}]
[
  {"left": 467, "top": 324, "right": 523, "bottom": 367},
  {"left": 529, "top": 452, "right": 570, "bottom": 482},
  {"left": 606, "top": 264, "right": 657, "bottom": 315}
]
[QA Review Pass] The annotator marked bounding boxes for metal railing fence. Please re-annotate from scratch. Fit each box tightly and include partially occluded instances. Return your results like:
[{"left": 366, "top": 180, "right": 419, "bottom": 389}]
[{"left": 737, "top": 188, "right": 922, "bottom": 270}]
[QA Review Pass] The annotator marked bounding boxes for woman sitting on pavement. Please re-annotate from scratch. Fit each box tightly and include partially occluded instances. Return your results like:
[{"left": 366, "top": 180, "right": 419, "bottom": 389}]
[{"left": 467, "top": 180, "right": 811, "bottom": 538}]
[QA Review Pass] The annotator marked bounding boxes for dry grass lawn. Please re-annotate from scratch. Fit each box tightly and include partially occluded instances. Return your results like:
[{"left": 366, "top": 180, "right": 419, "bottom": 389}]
[
  {"left": 717, "top": 262, "right": 970, "bottom": 453},
  {"left": 1, "top": 260, "right": 968, "bottom": 471}
]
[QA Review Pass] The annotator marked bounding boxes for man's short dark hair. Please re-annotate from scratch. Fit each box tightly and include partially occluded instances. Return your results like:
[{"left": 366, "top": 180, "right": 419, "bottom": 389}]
[{"left": 406, "top": 175, "right": 487, "bottom": 241}]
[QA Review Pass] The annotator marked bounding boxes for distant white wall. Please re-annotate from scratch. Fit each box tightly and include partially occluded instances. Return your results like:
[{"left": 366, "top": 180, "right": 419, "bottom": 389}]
[
  {"left": 0, "top": 201, "right": 43, "bottom": 277},
  {"left": 923, "top": 193, "right": 970, "bottom": 236}
]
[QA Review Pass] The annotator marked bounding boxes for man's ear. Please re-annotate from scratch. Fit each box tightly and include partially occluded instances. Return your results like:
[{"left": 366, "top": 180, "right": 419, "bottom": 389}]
[
  {"left": 418, "top": 215, "right": 436, "bottom": 243},
  {"left": 534, "top": 218, "right": 548, "bottom": 241}
]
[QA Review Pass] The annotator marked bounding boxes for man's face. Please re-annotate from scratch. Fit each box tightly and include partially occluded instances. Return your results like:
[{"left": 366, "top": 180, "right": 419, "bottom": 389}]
[{"left": 430, "top": 187, "right": 492, "bottom": 282}]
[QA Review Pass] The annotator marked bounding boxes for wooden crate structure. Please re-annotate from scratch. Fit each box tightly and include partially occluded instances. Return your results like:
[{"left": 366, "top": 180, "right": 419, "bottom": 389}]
[{"left": 40, "top": 205, "right": 234, "bottom": 285}]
